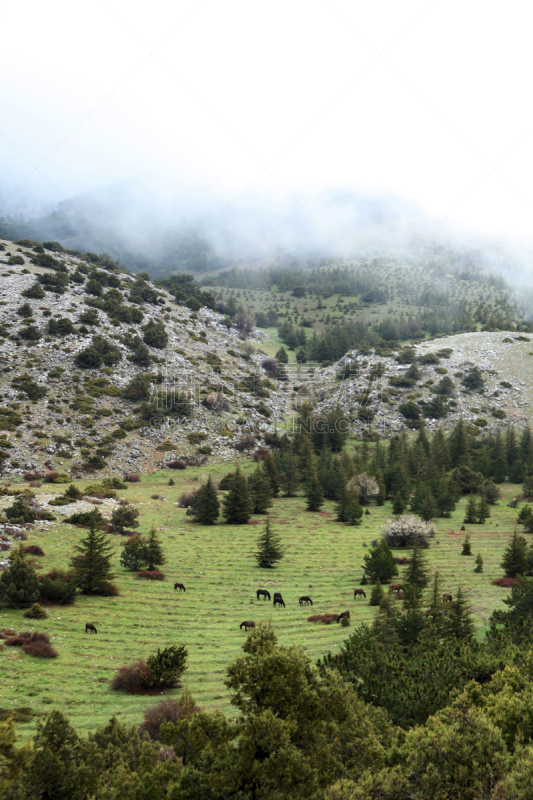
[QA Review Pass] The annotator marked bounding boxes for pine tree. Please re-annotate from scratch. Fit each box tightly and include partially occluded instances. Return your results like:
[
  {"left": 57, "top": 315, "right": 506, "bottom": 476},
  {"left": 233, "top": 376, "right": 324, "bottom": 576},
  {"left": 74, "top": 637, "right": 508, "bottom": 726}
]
[
  {"left": 110, "top": 506, "right": 140, "bottom": 534},
  {"left": 403, "top": 541, "right": 429, "bottom": 592},
  {"left": 372, "top": 593, "right": 398, "bottom": 646},
  {"left": 120, "top": 536, "right": 148, "bottom": 571},
  {"left": 223, "top": 467, "right": 253, "bottom": 524},
  {"left": 501, "top": 530, "right": 528, "bottom": 577},
  {"left": 428, "top": 570, "right": 442, "bottom": 611},
  {"left": 369, "top": 579, "right": 384, "bottom": 606},
  {"left": 335, "top": 482, "right": 350, "bottom": 522},
  {"left": 444, "top": 587, "right": 475, "bottom": 641},
  {"left": 249, "top": 465, "right": 273, "bottom": 514},
  {"left": 362, "top": 540, "right": 398, "bottom": 584},
  {"left": 275, "top": 346, "right": 288, "bottom": 363},
  {"left": 144, "top": 527, "right": 166, "bottom": 571},
  {"left": 474, "top": 553, "right": 484, "bottom": 573},
  {"left": 256, "top": 516, "right": 283, "bottom": 568},
  {"left": 421, "top": 488, "right": 438, "bottom": 522},
  {"left": 393, "top": 491, "right": 405, "bottom": 515},
  {"left": 186, "top": 476, "right": 220, "bottom": 524},
  {"left": 346, "top": 495, "right": 363, "bottom": 525},
  {"left": 0, "top": 547, "right": 39, "bottom": 608},
  {"left": 463, "top": 493, "right": 477, "bottom": 524},
  {"left": 477, "top": 494, "right": 490, "bottom": 524},
  {"left": 281, "top": 449, "right": 299, "bottom": 497},
  {"left": 262, "top": 453, "right": 280, "bottom": 496},
  {"left": 306, "top": 468, "right": 324, "bottom": 512},
  {"left": 461, "top": 533, "right": 472, "bottom": 555},
  {"left": 375, "top": 474, "right": 386, "bottom": 506},
  {"left": 70, "top": 522, "right": 115, "bottom": 595}
]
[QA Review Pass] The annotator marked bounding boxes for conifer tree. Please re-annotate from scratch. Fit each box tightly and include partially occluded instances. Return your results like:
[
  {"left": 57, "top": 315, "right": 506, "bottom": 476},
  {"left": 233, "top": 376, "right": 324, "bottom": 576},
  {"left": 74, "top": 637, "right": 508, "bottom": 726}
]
[
  {"left": 375, "top": 474, "right": 386, "bottom": 506},
  {"left": 444, "top": 587, "right": 475, "bottom": 641},
  {"left": 249, "top": 465, "right": 273, "bottom": 514},
  {"left": 461, "top": 533, "right": 472, "bottom": 555},
  {"left": 275, "top": 346, "right": 288, "bottom": 363},
  {"left": 144, "top": 527, "right": 166, "bottom": 571},
  {"left": 421, "top": 488, "right": 438, "bottom": 522},
  {"left": 362, "top": 540, "right": 398, "bottom": 584},
  {"left": 335, "top": 482, "right": 350, "bottom": 522},
  {"left": 305, "top": 468, "right": 324, "bottom": 512},
  {"left": 0, "top": 547, "right": 39, "bottom": 608},
  {"left": 372, "top": 593, "right": 398, "bottom": 646},
  {"left": 501, "top": 530, "right": 528, "bottom": 577},
  {"left": 223, "top": 467, "right": 253, "bottom": 524},
  {"left": 280, "top": 449, "right": 299, "bottom": 497},
  {"left": 262, "top": 453, "right": 280, "bottom": 496},
  {"left": 403, "top": 541, "right": 429, "bottom": 593},
  {"left": 256, "top": 516, "right": 283, "bottom": 568},
  {"left": 120, "top": 536, "right": 148, "bottom": 571},
  {"left": 474, "top": 553, "right": 484, "bottom": 573},
  {"left": 186, "top": 476, "right": 220, "bottom": 524},
  {"left": 346, "top": 495, "right": 363, "bottom": 525},
  {"left": 428, "top": 570, "right": 443, "bottom": 611},
  {"left": 477, "top": 494, "right": 490, "bottom": 524},
  {"left": 463, "top": 493, "right": 477, "bottom": 524},
  {"left": 369, "top": 579, "right": 384, "bottom": 606},
  {"left": 393, "top": 491, "right": 405, "bottom": 515},
  {"left": 70, "top": 522, "right": 115, "bottom": 595}
]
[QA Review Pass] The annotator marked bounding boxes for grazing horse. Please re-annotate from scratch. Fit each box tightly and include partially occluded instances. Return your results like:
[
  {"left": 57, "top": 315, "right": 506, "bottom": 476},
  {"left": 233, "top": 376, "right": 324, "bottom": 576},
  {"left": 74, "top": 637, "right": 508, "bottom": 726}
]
[
  {"left": 299, "top": 595, "right": 313, "bottom": 606},
  {"left": 443, "top": 593, "right": 453, "bottom": 602},
  {"left": 337, "top": 610, "right": 350, "bottom": 623},
  {"left": 353, "top": 589, "right": 366, "bottom": 599},
  {"left": 174, "top": 583, "right": 186, "bottom": 592},
  {"left": 273, "top": 592, "right": 285, "bottom": 608},
  {"left": 85, "top": 623, "right": 97, "bottom": 634},
  {"left": 389, "top": 584, "right": 403, "bottom": 593},
  {"left": 240, "top": 620, "right": 255, "bottom": 631},
  {"left": 256, "top": 589, "right": 271, "bottom": 601}
]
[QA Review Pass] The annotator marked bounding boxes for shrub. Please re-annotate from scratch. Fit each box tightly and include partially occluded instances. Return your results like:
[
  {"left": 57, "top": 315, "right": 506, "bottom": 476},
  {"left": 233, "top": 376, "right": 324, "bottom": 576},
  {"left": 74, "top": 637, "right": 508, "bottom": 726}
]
[
  {"left": 346, "top": 474, "right": 379, "bottom": 504},
  {"left": 178, "top": 491, "right": 197, "bottom": 508},
  {"left": 492, "top": 577, "right": 521, "bottom": 587},
  {"left": 124, "top": 472, "right": 140, "bottom": 482},
  {"left": 492, "top": 409, "right": 507, "bottom": 419},
  {"left": 75, "top": 346, "right": 102, "bottom": 369},
  {"left": 39, "top": 570, "right": 76, "bottom": 604},
  {"left": 235, "top": 434, "right": 256, "bottom": 452},
  {"left": 99, "top": 582, "right": 119, "bottom": 597},
  {"left": 382, "top": 515, "right": 434, "bottom": 548},
  {"left": 47, "top": 317, "right": 75, "bottom": 336},
  {"left": 22, "top": 545, "right": 44, "bottom": 556},
  {"left": 22, "top": 282, "right": 45, "bottom": 299},
  {"left": 252, "top": 448, "right": 269, "bottom": 462},
  {"left": 202, "top": 391, "right": 230, "bottom": 412},
  {"left": 167, "top": 460, "right": 187, "bottom": 470},
  {"left": 146, "top": 644, "right": 188, "bottom": 688},
  {"left": 111, "top": 660, "right": 153, "bottom": 694},
  {"left": 140, "top": 691, "right": 200, "bottom": 739},
  {"left": 137, "top": 569, "right": 165, "bottom": 580},
  {"left": 142, "top": 320, "right": 168, "bottom": 349},
  {"left": 5, "top": 499, "right": 36, "bottom": 525},
  {"left": 23, "top": 603, "right": 47, "bottom": 619},
  {"left": 69, "top": 510, "right": 104, "bottom": 526}
]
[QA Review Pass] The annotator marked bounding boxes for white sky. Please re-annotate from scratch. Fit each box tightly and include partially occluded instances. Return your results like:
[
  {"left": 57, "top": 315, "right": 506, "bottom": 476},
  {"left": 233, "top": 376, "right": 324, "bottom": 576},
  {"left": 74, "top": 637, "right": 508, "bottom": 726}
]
[{"left": 1, "top": 0, "right": 533, "bottom": 242}]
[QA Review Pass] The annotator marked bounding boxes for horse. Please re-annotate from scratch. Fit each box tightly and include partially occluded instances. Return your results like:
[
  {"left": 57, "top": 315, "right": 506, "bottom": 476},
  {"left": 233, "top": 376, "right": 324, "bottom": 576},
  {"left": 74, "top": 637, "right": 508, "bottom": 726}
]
[
  {"left": 443, "top": 593, "right": 453, "bottom": 602},
  {"left": 337, "top": 610, "right": 350, "bottom": 623},
  {"left": 273, "top": 592, "right": 285, "bottom": 608},
  {"left": 389, "top": 584, "right": 403, "bottom": 593},
  {"left": 299, "top": 596, "right": 313, "bottom": 606},
  {"left": 256, "top": 589, "right": 271, "bottom": 601},
  {"left": 353, "top": 589, "right": 366, "bottom": 599},
  {"left": 240, "top": 620, "right": 255, "bottom": 631},
  {"left": 174, "top": 583, "right": 186, "bottom": 592},
  {"left": 85, "top": 623, "right": 97, "bottom": 634}
]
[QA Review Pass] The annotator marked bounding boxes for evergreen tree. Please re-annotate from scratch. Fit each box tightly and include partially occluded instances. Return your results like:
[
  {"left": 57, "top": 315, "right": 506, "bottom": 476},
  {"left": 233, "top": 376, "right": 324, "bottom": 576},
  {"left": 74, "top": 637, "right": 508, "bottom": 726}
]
[
  {"left": 120, "top": 536, "right": 148, "bottom": 571},
  {"left": 306, "top": 468, "right": 324, "bottom": 512},
  {"left": 275, "top": 346, "right": 288, "bottom": 363},
  {"left": 280, "top": 449, "right": 299, "bottom": 497},
  {"left": 186, "top": 476, "right": 220, "bottom": 524},
  {"left": 0, "top": 547, "right": 39, "bottom": 608},
  {"left": 362, "top": 540, "right": 398, "bottom": 584},
  {"left": 346, "top": 495, "right": 363, "bottom": 525},
  {"left": 70, "top": 522, "right": 115, "bottom": 595},
  {"left": 372, "top": 593, "right": 398, "bottom": 646},
  {"left": 335, "top": 482, "right": 350, "bottom": 522},
  {"left": 461, "top": 533, "right": 472, "bottom": 555},
  {"left": 428, "top": 570, "right": 443, "bottom": 611},
  {"left": 501, "top": 530, "right": 528, "bottom": 577},
  {"left": 421, "top": 488, "right": 438, "bottom": 522},
  {"left": 375, "top": 474, "right": 386, "bottom": 506},
  {"left": 144, "top": 527, "right": 166, "bottom": 571},
  {"left": 369, "top": 579, "right": 384, "bottom": 606},
  {"left": 474, "top": 553, "right": 484, "bottom": 573},
  {"left": 256, "top": 516, "right": 283, "bottom": 568},
  {"left": 223, "top": 467, "right": 253, "bottom": 524},
  {"left": 403, "top": 541, "right": 429, "bottom": 593},
  {"left": 262, "top": 453, "right": 280, "bottom": 496},
  {"left": 249, "top": 465, "right": 273, "bottom": 514},
  {"left": 463, "top": 493, "right": 477, "bottom": 524},
  {"left": 444, "top": 587, "right": 475, "bottom": 641},
  {"left": 477, "top": 493, "right": 490, "bottom": 524},
  {"left": 110, "top": 506, "right": 140, "bottom": 534},
  {"left": 393, "top": 491, "right": 405, "bottom": 515},
  {"left": 436, "top": 478, "right": 456, "bottom": 517}
]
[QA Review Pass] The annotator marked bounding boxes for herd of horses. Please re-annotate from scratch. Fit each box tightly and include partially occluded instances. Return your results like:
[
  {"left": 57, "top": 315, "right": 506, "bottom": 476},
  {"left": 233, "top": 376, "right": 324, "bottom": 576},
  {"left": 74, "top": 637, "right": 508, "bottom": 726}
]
[{"left": 84, "top": 581, "right": 454, "bottom": 635}]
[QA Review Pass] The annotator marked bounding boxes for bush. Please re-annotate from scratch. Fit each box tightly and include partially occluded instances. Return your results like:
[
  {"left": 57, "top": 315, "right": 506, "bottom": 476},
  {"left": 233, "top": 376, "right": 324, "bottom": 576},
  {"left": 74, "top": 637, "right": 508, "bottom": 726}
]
[
  {"left": 5, "top": 499, "right": 36, "bottom": 525},
  {"left": 22, "top": 545, "right": 44, "bottom": 556},
  {"left": 69, "top": 510, "right": 104, "bottom": 527},
  {"left": 137, "top": 569, "right": 165, "bottom": 580},
  {"left": 140, "top": 692, "right": 200, "bottom": 739},
  {"left": 235, "top": 434, "right": 256, "bottom": 452},
  {"left": 252, "top": 448, "right": 269, "bottom": 462},
  {"left": 124, "top": 472, "right": 140, "bottom": 482},
  {"left": 178, "top": 491, "right": 197, "bottom": 508},
  {"left": 39, "top": 570, "right": 76, "bottom": 604},
  {"left": 492, "top": 577, "right": 521, "bottom": 587},
  {"left": 23, "top": 603, "right": 47, "bottom": 619},
  {"left": 75, "top": 346, "right": 102, "bottom": 369},
  {"left": 123, "top": 373, "right": 151, "bottom": 402},
  {"left": 382, "top": 515, "right": 434, "bottom": 548},
  {"left": 111, "top": 660, "right": 153, "bottom": 694},
  {"left": 47, "top": 317, "right": 75, "bottom": 336},
  {"left": 8, "top": 255, "right": 25, "bottom": 265},
  {"left": 167, "top": 460, "right": 187, "bottom": 470},
  {"left": 143, "top": 320, "right": 168, "bottom": 349}
]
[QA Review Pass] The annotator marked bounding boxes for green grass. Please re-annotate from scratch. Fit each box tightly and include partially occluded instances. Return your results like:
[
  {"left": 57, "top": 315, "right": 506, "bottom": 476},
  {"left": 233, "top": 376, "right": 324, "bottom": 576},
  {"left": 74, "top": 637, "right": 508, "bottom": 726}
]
[{"left": 0, "top": 469, "right": 525, "bottom": 739}]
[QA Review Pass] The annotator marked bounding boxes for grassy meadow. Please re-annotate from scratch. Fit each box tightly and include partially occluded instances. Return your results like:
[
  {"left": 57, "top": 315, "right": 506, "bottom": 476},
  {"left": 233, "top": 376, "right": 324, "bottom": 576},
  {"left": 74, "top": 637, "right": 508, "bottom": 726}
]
[{"left": 0, "top": 463, "right": 525, "bottom": 740}]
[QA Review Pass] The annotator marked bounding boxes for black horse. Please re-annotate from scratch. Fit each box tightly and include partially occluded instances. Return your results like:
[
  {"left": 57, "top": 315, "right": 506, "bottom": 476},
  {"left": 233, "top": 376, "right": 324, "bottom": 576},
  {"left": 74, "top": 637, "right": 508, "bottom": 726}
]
[
  {"left": 273, "top": 592, "right": 285, "bottom": 608},
  {"left": 240, "top": 620, "right": 255, "bottom": 631},
  {"left": 336, "top": 610, "right": 350, "bottom": 623},
  {"left": 85, "top": 623, "right": 97, "bottom": 634},
  {"left": 174, "top": 583, "right": 186, "bottom": 592},
  {"left": 256, "top": 589, "right": 271, "bottom": 601},
  {"left": 299, "top": 596, "right": 313, "bottom": 606}
]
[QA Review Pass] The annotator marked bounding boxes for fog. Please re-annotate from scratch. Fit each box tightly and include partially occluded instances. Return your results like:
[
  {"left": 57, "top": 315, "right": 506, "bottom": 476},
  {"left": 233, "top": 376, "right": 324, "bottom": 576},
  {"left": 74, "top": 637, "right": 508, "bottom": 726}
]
[{"left": 2, "top": 0, "right": 533, "bottom": 274}]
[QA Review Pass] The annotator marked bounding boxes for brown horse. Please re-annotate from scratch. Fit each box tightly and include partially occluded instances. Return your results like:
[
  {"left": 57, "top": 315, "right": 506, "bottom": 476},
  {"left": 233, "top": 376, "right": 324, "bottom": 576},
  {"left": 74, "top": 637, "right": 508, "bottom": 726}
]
[
  {"left": 85, "top": 623, "right": 97, "bottom": 634},
  {"left": 256, "top": 589, "right": 271, "bottom": 601},
  {"left": 443, "top": 593, "right": 453, "bottom": 602},
  {"left": 389, "top": 584, "right": 403, "bottom": 593},
  {"left": 299, "top": 596, "right": 313, "bottom": 606},
  {"left": 353, "top": 589, "right": 366, "bottom": 599},
  {"left": 337, "top": 610, "right": 350, "bottom": 623},
  {"left": 174, "top": 583, "right": 186, "bottom": 592},
  {"left": 273, "top": 592, "right": 285, "bottom": 608},
  {"left": 240, "top": 620, "right": 255, "bottom": 631}
]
